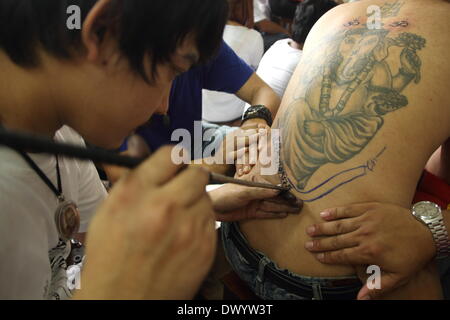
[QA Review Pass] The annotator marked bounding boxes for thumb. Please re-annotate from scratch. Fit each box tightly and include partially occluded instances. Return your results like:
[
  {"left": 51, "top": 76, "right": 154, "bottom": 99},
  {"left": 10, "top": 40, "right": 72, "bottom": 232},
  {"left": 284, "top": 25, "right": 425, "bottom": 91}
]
[{"left": 357, "top": 272, "right": 403, "bottom": 300}]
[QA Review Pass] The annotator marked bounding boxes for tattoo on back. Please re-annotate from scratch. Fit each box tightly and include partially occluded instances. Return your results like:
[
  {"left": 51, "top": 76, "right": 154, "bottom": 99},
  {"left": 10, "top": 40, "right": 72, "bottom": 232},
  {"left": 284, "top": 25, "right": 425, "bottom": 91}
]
[{"left": 276, "top": 8, "right": 426, "bottom": 202}]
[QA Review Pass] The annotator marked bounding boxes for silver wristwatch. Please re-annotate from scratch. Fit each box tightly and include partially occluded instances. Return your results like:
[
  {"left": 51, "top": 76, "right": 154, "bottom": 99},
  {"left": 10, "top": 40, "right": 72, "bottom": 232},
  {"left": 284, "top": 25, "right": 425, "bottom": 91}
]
[{"left": 411, "top": 201, "right": 450, "bottom": 259}]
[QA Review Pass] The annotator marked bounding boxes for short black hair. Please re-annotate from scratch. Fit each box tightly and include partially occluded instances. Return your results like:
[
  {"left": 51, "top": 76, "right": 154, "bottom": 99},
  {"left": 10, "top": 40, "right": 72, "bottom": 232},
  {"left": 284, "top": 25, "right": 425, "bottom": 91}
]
[
  {"left": 291, "top": 0, "right": 337, "bottom": 44},
  {"left": 0, "top": 0, "right": 229, "bottom": 83},
  {"left": 269, "top": 0, "right": 298, "bottom": 20}
]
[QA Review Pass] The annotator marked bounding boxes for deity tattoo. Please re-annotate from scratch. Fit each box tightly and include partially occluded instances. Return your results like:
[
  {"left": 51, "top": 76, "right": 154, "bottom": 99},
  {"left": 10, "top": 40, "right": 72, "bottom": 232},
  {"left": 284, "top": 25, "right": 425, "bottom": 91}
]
[{"left": 276, "top": 10, "right": 426, "bottom": 202}]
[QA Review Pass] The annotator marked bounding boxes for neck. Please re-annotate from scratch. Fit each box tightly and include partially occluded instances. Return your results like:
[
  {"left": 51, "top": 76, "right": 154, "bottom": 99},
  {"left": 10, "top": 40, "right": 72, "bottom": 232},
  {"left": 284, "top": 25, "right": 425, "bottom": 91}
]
[
  {"left": 227, "top": 20, "right": 244, "bottom": 27},
  {"left": 0, "top": 51, "right": 65, "bottom": 138},
  {"left": 289, "top": 41, "right": 303, "bottom": 50}
]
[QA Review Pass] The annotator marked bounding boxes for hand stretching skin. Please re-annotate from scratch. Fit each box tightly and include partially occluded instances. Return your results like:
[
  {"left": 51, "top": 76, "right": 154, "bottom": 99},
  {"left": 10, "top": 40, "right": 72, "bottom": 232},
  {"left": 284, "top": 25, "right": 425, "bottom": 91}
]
[
  {"left": 210, "top": 174, "right": 303, "bottom": 222},
  {"left": 74, "top": 147, "right": 216, "bottom": 300},
  {"left": 304, "top": 202, "right": 438, "bottom": 299}
]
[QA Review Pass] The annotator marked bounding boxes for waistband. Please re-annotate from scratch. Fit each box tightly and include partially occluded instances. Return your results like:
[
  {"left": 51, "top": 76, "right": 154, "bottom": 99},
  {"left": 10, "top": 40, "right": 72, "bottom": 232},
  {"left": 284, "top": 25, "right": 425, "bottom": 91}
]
[{"left": 226, "top": 222, "right": 362, "bottom": 300}]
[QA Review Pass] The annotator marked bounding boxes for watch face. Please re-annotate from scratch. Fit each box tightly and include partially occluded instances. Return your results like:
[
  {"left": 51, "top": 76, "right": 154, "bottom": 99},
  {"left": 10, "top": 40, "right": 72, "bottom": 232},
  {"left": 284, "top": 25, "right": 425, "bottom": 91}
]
[{"left": 413, "top": 201, "right": 441, "bottom": 219}]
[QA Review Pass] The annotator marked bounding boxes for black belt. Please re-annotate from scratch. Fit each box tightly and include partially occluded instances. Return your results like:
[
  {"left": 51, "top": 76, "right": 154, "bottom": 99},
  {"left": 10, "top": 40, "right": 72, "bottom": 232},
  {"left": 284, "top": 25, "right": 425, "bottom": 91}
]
[{"left": 227, "top": 223, "right": 362, "bottom": 300}]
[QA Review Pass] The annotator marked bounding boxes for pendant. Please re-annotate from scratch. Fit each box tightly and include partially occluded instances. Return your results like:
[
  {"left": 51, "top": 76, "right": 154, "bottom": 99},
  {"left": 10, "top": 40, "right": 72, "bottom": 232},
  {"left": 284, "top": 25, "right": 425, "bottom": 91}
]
[{"left": 55, "top": 199, "right": 80, "bottom": 241}]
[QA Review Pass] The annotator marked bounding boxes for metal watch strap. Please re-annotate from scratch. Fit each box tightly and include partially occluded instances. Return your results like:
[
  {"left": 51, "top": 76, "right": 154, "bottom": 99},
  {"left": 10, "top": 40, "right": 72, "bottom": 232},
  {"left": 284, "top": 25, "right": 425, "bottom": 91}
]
[{"left": 428, "top": 216, "right": 450, "bottom": 259}]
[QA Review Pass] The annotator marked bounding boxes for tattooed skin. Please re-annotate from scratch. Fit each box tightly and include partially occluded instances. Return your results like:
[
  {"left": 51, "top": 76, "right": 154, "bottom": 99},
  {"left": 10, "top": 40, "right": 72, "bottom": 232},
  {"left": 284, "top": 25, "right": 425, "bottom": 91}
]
[
  {"left": 276, "top": 8, "right": 426, "bottom": 200},
  {"left": 380, "top": 0, "right": 404, "bottom": 18}
]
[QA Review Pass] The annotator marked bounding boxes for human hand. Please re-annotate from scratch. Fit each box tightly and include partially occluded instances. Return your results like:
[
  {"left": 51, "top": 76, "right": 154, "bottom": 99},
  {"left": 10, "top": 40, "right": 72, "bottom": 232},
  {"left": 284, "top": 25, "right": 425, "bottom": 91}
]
[
  {"left": 304, "top": 202, "right": 436, "bottom": 300},
  {"left": 236, "top": 121, "right": 271, "bottom": 177},
  {"left": 75, "top": 147, "right": 216, "bottom": 300},
  {"left": 210, "top": 174, "right": 302, "bottom": 222}
]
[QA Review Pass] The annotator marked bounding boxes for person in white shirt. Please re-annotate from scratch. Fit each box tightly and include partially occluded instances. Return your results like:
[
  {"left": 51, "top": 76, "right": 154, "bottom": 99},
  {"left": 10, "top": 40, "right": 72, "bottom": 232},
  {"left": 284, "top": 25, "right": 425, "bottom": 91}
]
[
  {"left": 253, "top": 0, "right": 292, "bottom": 51},
  {"left": 202, "top": 0, "right": 264, "bottom": 124},
  {"left": 254, "top": 0, "right": 338, "bottom": 98},
  {"left": 0, "top": 127, "right": 107, "bottom": 300}
]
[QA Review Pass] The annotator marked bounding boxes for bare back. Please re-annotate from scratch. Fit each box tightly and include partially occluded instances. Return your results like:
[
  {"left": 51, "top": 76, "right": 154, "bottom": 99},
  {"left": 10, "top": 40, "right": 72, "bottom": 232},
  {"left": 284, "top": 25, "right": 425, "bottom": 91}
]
[{"left": 240, "top": 0, "right": 450, "bottom": 285}]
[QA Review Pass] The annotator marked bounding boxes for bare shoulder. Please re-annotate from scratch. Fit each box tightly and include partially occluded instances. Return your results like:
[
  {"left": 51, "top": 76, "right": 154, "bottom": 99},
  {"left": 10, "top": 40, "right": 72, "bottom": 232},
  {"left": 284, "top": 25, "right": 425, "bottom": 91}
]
[{"left": 275, "top": 0, "right": 449, "bottom": 204}]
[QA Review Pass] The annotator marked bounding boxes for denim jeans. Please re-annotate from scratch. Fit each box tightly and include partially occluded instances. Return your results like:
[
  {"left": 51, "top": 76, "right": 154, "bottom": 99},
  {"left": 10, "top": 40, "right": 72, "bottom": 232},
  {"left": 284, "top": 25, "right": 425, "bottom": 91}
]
[
  {"left": 221, "top": 222, "right": 362, "bottom": 300},
  {"left": 438, "top": 257, "right": 450, "bottom": 299}
]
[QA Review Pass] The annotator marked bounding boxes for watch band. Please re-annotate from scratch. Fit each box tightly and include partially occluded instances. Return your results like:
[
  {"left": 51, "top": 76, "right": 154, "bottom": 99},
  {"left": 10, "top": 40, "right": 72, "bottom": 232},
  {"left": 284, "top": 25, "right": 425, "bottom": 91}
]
[
  {"left": 427, "top": 216, "right": 450, "bottom": 259},
  {"left": 242, "top": 105, "right": 273, "bottom": 127}
]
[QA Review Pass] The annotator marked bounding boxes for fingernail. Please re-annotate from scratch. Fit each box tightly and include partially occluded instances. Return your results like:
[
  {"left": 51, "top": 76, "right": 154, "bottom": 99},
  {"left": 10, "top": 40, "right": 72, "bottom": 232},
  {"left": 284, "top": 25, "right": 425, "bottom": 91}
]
[
  {"left": 316, "top": 253, "right": 324, "bottom": 261},
  {"left": 320, "top": 211, "right": 331, "bottom": 219},
  {"left": 238, "top": 169, "right": 243, "bottom": 175},
  {"left": 305, "top": 241, "right": 314, "bottom": 250},
  {"left": 244, "top": 166, "right": 250, "bottom": 172},
  {"left": 306, "top": 225, "right": 316, "bottom": 235}
]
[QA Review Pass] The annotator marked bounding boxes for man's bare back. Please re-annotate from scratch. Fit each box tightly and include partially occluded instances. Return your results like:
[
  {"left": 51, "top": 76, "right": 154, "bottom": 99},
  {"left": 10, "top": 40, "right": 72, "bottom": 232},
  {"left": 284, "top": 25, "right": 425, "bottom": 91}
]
[{"left": 239, "top": 0, "right": 450, "bottom": 297}]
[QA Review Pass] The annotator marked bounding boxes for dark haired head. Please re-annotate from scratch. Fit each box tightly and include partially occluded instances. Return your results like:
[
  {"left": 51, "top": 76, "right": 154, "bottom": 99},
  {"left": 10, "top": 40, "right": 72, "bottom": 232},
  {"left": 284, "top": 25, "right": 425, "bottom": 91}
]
[
  {"left": 291, "top": 0, "right": 337, "bottom": 44},
  {"left": 0, "top": 0, "right": 229, "bottom": 83},
  {"left": 269, "top": 0, "right": 298, "bottom": 20}
]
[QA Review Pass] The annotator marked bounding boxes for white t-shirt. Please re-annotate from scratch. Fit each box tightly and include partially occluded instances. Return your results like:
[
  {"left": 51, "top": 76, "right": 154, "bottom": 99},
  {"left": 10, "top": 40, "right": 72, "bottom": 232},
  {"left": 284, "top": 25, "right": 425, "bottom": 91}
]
[
  {"left": 254, "top": 0, "right": 271, "bottom": 23},
  {"left": 202, "top": 25, "right": 264, "bottom": 123},
  {"left": 0, "top": 126, "right": 107, "bottom": 300},
  {"left": 255, "top": 38, "right": 303, "bottom": 98}
]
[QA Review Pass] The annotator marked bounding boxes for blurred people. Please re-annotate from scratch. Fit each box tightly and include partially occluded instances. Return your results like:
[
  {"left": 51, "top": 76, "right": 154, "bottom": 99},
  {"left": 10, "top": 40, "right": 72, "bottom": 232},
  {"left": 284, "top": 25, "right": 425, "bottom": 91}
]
[
  {"left": 254, "top": 0, "right": 292, "bottom": 51},
  {"left": 254, "top": 0, "right": 337, "bottom": 98},
  {"left": 107, "top": 40, "right": 281, "bottom": 183},
  {"left": 202, "top": 0, "right": 264, "bottom": 125}
]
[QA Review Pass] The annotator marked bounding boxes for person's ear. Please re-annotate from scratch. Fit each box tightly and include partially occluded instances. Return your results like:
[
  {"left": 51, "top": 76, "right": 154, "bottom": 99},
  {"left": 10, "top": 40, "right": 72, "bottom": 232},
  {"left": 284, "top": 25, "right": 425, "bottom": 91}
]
[{"left": 81, "top": 0, "right": 113, "bottom": 63}]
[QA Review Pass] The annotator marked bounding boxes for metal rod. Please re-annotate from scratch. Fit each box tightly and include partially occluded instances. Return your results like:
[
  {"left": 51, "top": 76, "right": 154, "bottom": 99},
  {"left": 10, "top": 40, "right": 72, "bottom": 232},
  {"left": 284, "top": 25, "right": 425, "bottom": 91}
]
[
  {"left": 209, "top": 173, "right": 288, "bottom": 191},
  {"left": 0, "top": 127, "right": 288, "bottom": 191}
]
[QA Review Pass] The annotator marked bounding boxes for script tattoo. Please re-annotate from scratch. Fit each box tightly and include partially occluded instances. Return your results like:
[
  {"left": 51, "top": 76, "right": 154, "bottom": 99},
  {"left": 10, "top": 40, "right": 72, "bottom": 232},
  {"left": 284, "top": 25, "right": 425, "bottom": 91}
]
[{"left": 276, "top": 11, "right": 426, "bottom": 201}]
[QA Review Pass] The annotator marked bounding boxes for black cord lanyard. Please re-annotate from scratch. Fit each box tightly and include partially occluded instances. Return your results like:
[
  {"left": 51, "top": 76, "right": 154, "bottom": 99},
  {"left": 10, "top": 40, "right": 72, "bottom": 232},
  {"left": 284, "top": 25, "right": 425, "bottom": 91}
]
[{"left": 16, "top": 150, "right": 65, "bottom": 201}]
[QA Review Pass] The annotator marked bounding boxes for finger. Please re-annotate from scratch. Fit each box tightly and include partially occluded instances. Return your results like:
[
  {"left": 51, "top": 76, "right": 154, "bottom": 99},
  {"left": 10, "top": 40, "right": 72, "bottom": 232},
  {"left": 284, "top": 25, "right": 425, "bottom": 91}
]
[
  {"left": 313, "top": 246, "right": 372, "bottom": 265},
  {"left": 127, "top": 146, "right": 183, "bottom": 187},
  {"left": 248, "top": 140, "right": 258, "bottom": 170},
  {"left": 357, "top": 273, "right": 403, "bottom": 300},
  {"left": 232, "top": 129, "right": 258, "bottom": 149},
  {"left": 171, "top": 193, "right": 215, "bottom": 254},
  {"left": 215, "top": 211, "right": 246, "bottom": 222},
  {"left": 226, "top": 146, "right": 248, "bottom": 162},
  {"left": 162, "top": 166, "right": 210, "bottom": 207},
  {"left": 305, "top": 232, "right": 359, "bottom": 253},
  {"left": 272, "top": 192, "right": 304, "bottom": 209},
  {"left": 235, "top": 148, "right": 255, "bottom": 175},
  {"left": 259, "top": 200, "right": 301, "bottom": 214},
  {"left": 184, "top": 192, "right": 215, "bottom": 223},
  {"left": 235, "top": 152, "right": 250, "bottom": 175},
  {"left": 319, "top": 203, "right": 378, "bottom": 221},
  {"left": 306, "top": 218, "right": 360, "bottom": 237},
  {"left": 250, "top": 211, "right": 288, "bottom": 220},
  {"left": 243, "top": 184, "right": 280, "bottom": 201},
  {"left": 236, "top": 164, "right": 245, "bottom": 177}
]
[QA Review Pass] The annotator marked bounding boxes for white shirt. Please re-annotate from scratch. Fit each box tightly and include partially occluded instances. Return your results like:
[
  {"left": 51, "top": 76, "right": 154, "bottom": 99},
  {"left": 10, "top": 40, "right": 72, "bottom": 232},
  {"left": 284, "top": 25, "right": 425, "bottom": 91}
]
[
  {"left": 202, "top": 25, "right": 264, "bottom": 123},
  {"left": 254, "top": 0, "right": 271, "bottom": 23},
  {"left": 0, "top": 126, "right": 107, "bottom": 299},
  {"left": 255, "top": 38, "right": 303, "bottom": 98}
]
